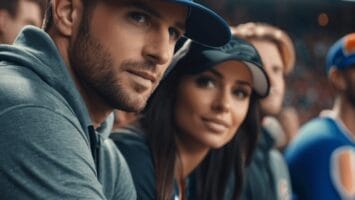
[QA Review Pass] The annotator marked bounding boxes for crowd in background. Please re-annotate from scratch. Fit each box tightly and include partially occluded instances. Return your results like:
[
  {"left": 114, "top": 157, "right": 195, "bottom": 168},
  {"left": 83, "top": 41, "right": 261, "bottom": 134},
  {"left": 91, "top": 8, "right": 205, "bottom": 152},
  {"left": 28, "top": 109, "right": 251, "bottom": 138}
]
[
  {"left": 199, "top": 0, "right": 355, "bottom": 125},
  {"left": 286, "top": 34, "right": 335, "bottom": 124}
]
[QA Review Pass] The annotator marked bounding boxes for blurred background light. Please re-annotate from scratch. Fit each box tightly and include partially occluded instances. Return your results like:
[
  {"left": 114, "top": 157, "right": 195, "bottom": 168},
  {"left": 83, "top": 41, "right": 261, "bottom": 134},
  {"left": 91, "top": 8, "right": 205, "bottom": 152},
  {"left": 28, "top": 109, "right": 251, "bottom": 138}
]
[{"left": 318, "top": 12, "right": 329, "bottom": 27}]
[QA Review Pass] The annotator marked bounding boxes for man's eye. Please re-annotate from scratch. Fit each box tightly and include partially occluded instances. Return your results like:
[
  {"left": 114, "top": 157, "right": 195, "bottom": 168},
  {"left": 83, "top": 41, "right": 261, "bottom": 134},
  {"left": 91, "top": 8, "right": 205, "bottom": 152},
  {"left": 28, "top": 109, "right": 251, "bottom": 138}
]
[
  {"left": 168, "top": 27, "right": 181, "bottom": 41},
  {"left": 129, "top": 12, "right": 149, "bottom": 24}
]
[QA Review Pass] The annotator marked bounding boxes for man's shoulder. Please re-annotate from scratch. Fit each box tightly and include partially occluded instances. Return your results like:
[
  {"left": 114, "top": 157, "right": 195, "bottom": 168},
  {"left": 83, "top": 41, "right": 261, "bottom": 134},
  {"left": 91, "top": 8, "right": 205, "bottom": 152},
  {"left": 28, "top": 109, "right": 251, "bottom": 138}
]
[
  {"left": 300, "top": 117, "right": 336, "bottom": 134},
  {"left": 285, "top": 117, "right": 339, "bottom": 165},
  {"left": 0, "top": 106, "right": 105, "bottom": 199},
  {"left": 0, "top": 64, "right": 83, "bottom": 138},
  {"left": 292, "top": 117, "right": 338, "bottom": 145},
  {"left": 0, "top": 63, "right": 72, "bottom": 117}
]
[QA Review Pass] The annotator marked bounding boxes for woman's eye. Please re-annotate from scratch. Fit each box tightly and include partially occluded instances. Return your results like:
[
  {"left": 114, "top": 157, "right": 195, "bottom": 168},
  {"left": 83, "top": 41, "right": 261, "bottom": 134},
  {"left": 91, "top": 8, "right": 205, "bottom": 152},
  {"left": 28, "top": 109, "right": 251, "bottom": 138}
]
[
  {"left": 195, "top": 76, "right": 216, "bottom": 88},
  {"left": 233, "top": 88, "right": 251, "bottom": 100}
]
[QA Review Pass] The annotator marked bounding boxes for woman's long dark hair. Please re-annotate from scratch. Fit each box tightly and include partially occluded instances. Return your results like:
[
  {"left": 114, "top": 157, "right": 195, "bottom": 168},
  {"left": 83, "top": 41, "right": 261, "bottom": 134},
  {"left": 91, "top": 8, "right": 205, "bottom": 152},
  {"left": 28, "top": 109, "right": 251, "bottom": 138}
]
[
  {"left": 140, "top": 65, "right": 186, "bottom": 200},
  {"left": 140, "top": 55, "right": 261, "bottom": 200},
  {"left": 193, "top": 94, "right": 260, "bottom": 200}
]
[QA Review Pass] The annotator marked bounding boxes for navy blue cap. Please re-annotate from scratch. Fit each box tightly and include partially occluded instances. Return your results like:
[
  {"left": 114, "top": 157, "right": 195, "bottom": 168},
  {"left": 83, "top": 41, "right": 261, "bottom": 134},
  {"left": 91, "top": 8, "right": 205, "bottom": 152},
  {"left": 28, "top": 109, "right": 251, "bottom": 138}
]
[
  {"left": 170, "top": 0, "right": 231, "bottom": 47},
  {"left": 326, "top": 33, "right": 355, "bottom": 74},
  {"left": 175, "top": 36, "right": 270, "bottom": 97}
]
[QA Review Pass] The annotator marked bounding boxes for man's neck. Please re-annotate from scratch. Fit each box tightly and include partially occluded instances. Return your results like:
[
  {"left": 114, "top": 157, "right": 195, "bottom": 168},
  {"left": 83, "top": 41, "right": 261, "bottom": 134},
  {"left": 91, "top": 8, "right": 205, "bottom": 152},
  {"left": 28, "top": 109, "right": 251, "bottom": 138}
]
[
  {"left": 335, "top": 97, "right": 355, "bottom": 139},
  {"left": 50, "top": 32, "right": 112, "bottom": 129},
  {"left": 82, "top": 90, "right": 112, "bottom": 129}
]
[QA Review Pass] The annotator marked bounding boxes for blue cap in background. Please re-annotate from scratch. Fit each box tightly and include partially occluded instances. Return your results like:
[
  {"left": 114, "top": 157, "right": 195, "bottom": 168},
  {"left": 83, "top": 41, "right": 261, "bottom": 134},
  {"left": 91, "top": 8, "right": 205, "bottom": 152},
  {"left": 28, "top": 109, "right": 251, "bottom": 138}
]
[{"left": 326, "top": 33, "right": 355, "bottom": 74}]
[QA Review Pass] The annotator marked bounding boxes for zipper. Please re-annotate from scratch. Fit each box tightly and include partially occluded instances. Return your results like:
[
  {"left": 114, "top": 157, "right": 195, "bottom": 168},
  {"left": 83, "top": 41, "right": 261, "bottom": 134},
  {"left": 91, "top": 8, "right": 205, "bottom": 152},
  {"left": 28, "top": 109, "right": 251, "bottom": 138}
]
[{"left": 88, "top": 125, "right": 100, "bottom": 178}]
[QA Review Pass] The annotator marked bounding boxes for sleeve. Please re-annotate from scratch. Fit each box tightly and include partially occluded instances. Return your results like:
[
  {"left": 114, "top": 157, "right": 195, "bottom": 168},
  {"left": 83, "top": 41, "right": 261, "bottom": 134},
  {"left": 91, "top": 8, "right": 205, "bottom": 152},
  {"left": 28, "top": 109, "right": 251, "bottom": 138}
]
[
  {"left": 330, "top": 146, "right": 355, "bottom": 200},
  {"left": 111, "top": 131, "right": 156, "bottom": 200},
  {"left": 0, "top": 106, "right": 107, "bottom": 200}
]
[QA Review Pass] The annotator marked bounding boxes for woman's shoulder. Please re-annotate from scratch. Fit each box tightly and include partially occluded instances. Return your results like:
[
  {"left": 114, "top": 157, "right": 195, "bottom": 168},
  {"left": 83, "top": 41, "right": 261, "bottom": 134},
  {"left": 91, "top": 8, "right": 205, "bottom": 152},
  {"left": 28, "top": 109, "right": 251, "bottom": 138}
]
[
  {"left": 110, "top": 125, "right": 157, "bottom": 200},
  {"left": 110, "top": 125, "right": 150, "bottom": 155}
]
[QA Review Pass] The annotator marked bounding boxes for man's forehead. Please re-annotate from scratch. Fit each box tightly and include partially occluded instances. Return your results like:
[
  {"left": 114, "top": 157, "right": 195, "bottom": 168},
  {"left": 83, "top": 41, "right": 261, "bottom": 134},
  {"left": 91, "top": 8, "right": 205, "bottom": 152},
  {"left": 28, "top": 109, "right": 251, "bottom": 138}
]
[
  {"left": 120, "top": 0, "right": 162, "bottom": 17},
  {"left": 117, "top": 0, "right": 185, "bottom": 8},
  {"left": 99, "top": 0, "right": 231, "bottom": 47},
  {"left": 119, "top": 0, "right": 187, "bottom": 28}
]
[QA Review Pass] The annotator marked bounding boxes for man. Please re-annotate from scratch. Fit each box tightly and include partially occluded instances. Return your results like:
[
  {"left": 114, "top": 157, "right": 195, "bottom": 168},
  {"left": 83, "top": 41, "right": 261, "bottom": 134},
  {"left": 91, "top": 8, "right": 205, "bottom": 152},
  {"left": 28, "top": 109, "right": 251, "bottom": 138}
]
[
  {"left": 0, "top": 0, "right": 44, "bottom": 44},
  {"left": 285, "top": 33, "right": 355, "bottom": 200},
  {"left": 0, "top": 0, "right": 231, "bottom": 199},
  {"left": 233, "top": 23, "right": 295, "bottom": 200}
]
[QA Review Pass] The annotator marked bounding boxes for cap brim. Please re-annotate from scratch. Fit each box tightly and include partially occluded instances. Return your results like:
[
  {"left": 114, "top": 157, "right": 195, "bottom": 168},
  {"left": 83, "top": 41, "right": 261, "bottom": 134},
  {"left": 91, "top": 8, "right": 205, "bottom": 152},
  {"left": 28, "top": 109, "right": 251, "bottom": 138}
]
[
  {"left": 243, "top": 62, "right": 270, "bottom": 98},
  {"left": 192, "top": 51, "right": 270, "bottom": 97},
  {"left": 171, "top": 0, "right": 231, "bottom": 47}
]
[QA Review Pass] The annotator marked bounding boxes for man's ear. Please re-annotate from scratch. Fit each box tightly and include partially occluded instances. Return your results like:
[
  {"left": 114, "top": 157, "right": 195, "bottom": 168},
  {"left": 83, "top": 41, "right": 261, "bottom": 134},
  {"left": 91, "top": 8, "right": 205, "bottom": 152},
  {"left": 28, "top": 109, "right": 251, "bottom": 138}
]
[
  {"left": 329, "top": 68, "right": 346, "bottom": 91},
  {"left": 0, "top": 10, "right": 9, "bottom": 34},
  {"left": 51, "top": 0, "right": 83, "bottom": 37}
]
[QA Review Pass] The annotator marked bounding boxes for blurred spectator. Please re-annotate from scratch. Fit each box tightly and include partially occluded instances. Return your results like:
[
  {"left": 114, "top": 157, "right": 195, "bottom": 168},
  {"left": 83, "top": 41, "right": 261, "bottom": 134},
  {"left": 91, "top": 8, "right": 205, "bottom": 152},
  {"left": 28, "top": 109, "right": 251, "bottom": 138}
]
[
  {"left": 285, "top": 35, "right": 335, "bottom": 125},
  {"left": 0, "top": 0, "right": 45, "bottom": 44},
  {"left": 262, "top": 116, "right": 287, "bottom": 150},
  {"left": 285, "top": 33, "right": 355, "bottom": 200},
  {"left": 276, "top": 106, "right": 300, "bottom": 151},
  {"left": 233, "top": 22, "right": 295, "bottom": 200},
  {"left": 199, "top": 0, "right": 354, "bottom": 127}
]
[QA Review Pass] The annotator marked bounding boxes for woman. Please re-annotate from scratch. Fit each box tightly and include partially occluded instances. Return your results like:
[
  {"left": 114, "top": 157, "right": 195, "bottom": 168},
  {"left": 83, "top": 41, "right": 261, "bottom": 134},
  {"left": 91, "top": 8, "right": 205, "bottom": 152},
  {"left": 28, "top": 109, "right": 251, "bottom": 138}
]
[{"left": 110, "top": 36, "right": 270, "bottom": 200}]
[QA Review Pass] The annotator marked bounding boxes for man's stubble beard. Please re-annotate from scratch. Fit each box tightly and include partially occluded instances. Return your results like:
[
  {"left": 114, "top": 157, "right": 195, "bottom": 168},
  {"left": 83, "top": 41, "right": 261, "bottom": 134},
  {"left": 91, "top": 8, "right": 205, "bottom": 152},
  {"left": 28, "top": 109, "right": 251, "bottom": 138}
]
[
  {"left": 344, "top": 75, "right": 355, "bottom": 108},
  {"left": 68, "top": 17, "right": 147, "bottom": 112}
]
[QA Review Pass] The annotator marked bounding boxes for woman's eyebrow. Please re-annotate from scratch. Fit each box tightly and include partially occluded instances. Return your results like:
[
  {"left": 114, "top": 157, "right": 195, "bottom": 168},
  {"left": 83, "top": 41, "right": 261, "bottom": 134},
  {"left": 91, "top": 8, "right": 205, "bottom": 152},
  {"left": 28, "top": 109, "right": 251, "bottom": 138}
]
[{"left": 207, "top": 68, "right": 223, "bottom": 79}]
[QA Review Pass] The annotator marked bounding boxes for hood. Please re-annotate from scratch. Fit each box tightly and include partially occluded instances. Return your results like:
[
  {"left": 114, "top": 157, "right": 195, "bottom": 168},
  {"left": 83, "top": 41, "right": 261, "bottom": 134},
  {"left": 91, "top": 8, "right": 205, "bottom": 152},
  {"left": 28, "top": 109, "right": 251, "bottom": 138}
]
[{"left": 0, "top": 26, "right": 92, "bottom": 134}]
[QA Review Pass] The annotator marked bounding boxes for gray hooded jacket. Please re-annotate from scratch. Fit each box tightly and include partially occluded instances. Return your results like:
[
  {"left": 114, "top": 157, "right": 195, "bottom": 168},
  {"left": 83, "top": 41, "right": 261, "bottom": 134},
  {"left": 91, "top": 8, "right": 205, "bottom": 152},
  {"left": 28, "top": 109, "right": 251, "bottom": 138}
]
[{"left": 0, "top": 26, "right": 136, "bottom": 200}]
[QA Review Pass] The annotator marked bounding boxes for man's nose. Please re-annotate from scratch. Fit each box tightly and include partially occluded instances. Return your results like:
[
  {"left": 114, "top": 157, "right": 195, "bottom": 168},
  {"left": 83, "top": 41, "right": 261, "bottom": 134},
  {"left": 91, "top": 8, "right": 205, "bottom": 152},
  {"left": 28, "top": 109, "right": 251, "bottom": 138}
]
[{"left": 143, "top": 30, "right": 171, "bottom": 66}]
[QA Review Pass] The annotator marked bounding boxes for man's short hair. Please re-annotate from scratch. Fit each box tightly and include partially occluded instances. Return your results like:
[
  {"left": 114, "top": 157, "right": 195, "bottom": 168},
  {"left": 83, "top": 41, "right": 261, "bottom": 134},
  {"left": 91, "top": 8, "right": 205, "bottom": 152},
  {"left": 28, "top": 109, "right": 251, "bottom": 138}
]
[
  {"left": 43, "top": 0, "right": 97, "bottom": 31},
  {"left": 0, "top": 0, "right": 46, "bottom": 18},
  {"left": 232, "top": 23, "right": 296, "bottom": 75}
]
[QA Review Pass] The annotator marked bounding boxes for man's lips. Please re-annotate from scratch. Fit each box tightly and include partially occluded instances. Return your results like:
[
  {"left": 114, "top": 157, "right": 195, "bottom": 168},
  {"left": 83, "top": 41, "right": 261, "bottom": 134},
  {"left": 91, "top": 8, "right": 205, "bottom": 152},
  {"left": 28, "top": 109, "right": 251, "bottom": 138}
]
[{"left": 127, "top": 69, "right": 157, "bottom": 83}]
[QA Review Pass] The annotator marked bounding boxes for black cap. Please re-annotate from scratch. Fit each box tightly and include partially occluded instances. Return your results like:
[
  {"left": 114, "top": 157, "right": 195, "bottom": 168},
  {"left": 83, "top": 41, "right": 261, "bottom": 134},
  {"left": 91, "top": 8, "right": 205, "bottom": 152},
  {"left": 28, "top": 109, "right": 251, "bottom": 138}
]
[
  {"left": 176, "top": 36, "right": 270, "bottom": 97},
  {"left": 170, "top": 0, "right": 231, "bottom": 47}
]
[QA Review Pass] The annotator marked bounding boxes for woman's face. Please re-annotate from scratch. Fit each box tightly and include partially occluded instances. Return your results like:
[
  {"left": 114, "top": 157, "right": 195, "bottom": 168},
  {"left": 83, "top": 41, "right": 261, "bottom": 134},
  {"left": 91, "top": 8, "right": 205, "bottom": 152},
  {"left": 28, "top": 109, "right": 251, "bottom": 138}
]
[{"left": 175, "top": 60, "right": 253, "bottom": 149}]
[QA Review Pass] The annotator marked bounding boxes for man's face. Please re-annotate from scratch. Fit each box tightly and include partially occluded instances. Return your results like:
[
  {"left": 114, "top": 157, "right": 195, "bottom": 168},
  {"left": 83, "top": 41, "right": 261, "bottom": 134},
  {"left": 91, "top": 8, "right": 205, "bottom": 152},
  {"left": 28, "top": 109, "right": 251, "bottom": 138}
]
[
  {"left": 251, "top": 39, "right": 285, "bottom": 116},
  {"left": 0, "top": 0, "right": 42, "bottom": 44},
  {"left": 70, "top": 0, "right": 187, "bottom": 112},
  {"left": 341, "top": 66, "right": 355, "bottom": 107}
]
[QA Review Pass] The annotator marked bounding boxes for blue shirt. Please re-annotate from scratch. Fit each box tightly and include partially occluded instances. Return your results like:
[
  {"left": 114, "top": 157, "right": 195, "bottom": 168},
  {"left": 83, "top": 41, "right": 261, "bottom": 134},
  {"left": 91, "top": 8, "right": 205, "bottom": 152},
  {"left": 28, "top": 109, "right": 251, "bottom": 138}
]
[{"left": 285, "top": 116, "right": 355, "bottom": 200}]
